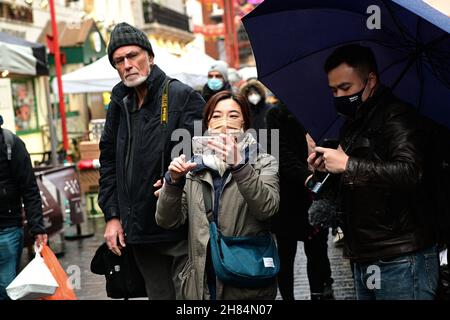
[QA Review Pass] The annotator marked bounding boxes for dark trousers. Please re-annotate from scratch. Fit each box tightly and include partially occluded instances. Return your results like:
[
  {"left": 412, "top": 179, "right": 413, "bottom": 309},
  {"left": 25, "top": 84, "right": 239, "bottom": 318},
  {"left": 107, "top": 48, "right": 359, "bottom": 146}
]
[
  {"left": 276, "top": 228, "right": 332, "bottom": 300},
  {"left": 132, "top": 240, "right": 188, "bottom": 300}
]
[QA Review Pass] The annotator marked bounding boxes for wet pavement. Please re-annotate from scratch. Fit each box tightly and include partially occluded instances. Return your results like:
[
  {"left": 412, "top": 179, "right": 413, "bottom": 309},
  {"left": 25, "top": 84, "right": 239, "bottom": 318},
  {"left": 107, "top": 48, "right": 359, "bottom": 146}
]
[{"left": 27, "top": 215, "right": 356, "bottom": 300}]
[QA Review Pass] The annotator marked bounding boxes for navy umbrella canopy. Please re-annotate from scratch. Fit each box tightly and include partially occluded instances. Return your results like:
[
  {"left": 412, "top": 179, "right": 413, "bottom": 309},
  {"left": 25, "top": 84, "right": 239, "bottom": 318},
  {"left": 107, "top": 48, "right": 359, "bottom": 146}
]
[{"left": 242, "top": 0, "right": 450, "bottom": 141}]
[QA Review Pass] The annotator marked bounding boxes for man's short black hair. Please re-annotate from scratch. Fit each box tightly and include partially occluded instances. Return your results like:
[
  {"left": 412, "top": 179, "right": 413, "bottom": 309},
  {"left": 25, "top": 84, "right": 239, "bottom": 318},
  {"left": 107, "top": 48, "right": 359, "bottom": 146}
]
[{"left": 324, "top": 44, "right": 378, "bottom": 79}]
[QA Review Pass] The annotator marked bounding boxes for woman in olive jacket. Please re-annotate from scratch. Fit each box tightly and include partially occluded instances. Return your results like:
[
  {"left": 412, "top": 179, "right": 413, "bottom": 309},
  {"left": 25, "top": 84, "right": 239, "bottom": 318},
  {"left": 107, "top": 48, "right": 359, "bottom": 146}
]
[{"left": 156, "top": 91, "right": 280, "bottom": 300}]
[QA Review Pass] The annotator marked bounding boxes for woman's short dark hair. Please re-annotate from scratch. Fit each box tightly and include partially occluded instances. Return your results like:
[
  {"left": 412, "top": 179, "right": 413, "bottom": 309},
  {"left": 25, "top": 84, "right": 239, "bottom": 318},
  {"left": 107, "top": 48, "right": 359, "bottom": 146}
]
[
  {"left": 203, "top": 91, "right": 251, "bottom": 131},
  {"left": 324, "top": 44, "right": 378, "bottom": 80}
]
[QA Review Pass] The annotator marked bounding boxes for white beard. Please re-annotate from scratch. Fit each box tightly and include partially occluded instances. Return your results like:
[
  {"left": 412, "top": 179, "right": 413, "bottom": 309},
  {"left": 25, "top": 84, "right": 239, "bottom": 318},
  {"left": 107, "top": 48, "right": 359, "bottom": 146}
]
[
  {"left": 123, "top": 62, "right": 151, "bottom": 87},
  {"left": 123, "top": 74, "right": 148, "bottom": 87}
]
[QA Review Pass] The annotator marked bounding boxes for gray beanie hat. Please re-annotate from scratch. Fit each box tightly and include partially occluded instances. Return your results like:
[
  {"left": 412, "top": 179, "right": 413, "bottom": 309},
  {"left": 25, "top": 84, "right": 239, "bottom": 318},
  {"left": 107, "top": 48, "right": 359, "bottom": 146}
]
[
  {"left": 107, "top": 22, "right": 154, "bottom": 68},
  {"left": 208, "top": 60, "right": 229, "bottom": 82}
]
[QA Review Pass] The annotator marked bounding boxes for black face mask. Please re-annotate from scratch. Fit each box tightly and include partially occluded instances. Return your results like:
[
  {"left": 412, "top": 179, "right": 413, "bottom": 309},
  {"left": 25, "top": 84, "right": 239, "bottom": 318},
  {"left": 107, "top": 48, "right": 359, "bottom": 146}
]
[{"left": 333, "top": 81, "right": 368, "bottom": 119}]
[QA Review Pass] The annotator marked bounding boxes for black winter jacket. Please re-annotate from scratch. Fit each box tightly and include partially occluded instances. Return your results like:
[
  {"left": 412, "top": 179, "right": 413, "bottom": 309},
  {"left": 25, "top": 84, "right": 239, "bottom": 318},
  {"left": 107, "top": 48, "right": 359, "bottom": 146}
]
[
  {"left": 98, "top": 65, "right": 205, "bottom": 244},
  {"left": 339, "top": 85, "right": 435, "bottom": 261},
  {"left": 0, "top": 129, "right": 45, "bottom": 236}
]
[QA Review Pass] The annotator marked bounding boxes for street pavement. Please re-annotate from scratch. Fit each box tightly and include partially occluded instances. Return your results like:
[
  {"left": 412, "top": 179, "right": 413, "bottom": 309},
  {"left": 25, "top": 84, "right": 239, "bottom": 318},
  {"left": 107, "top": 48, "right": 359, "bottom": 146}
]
[{"left": 44, "top": 217, "right": 355, "bottom": 300}]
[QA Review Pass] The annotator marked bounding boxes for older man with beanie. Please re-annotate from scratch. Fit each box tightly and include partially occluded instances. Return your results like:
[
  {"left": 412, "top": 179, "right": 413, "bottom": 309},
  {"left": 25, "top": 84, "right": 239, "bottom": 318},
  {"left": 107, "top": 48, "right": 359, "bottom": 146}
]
[
  {"left": 99, "top": 22, "right": 205, "bottom": 300},
  {"left": 201, "top": 60, "right": 231, "bottom": 102}
]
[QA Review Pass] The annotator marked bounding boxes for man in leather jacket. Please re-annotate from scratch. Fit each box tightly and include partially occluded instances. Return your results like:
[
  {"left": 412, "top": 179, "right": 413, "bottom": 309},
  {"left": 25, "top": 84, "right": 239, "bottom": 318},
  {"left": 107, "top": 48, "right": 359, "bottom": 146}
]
[{"left": 307, "top": 44, "right": 438, "bottom": 300}]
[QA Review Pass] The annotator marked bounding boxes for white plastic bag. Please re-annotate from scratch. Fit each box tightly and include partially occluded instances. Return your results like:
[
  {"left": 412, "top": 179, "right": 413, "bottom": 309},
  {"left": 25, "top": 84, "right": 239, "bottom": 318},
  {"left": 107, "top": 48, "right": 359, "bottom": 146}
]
[{"left": 6, "top": 245, "right": 59, "bottom": 300}]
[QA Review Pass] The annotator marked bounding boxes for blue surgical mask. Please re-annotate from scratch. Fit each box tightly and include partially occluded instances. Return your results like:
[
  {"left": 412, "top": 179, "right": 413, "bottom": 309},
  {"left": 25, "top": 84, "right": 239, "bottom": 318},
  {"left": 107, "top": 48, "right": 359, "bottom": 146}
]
[{"left": 207, "top": 78, "right": 224, "bottom": 91}]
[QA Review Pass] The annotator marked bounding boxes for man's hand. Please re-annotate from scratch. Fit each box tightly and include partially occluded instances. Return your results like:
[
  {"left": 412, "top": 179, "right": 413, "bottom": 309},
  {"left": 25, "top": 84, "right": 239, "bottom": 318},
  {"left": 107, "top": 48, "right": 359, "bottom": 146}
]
[
  {"left": 104, "top": 218, "right": 125, "bottom": 256},
  {"left": 307, "top": 151, "right": 326, "bottom": 172},
  {"left": 305, "top": 133, "right": 316, "bottom": 156},
  {"left": 310, "top": 146, "right": 349, "bottom": 174},
  {"left": 169, "top": 154, "right": 197, "bottom": 183},
  {"left": 153, "top": 179, "right": 163, "bottom": 197},
  {"left": 305, "top": 174, "right": 313, "bottom": 188},
  {"left": 35, "top": 234, "right": 48, "bottom": 247}
]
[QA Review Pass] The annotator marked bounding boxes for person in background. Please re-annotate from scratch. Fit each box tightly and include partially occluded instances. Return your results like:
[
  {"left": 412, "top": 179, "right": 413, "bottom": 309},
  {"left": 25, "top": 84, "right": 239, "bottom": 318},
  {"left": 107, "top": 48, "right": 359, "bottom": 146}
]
[
  {"left": 0, "top": 115, "right": 47, "bottom": 300},
  {"left": 266, "top": 104, "right": 334, "bottom": 300},
  {"left": 202, "top": 61, "right": 231, "bottom": 103},
  {"left": 227, "top": 68, "right": 245, "bottom": 95},
  {"left": 240, "top": 79, "right": 274, "bottom": 139}
]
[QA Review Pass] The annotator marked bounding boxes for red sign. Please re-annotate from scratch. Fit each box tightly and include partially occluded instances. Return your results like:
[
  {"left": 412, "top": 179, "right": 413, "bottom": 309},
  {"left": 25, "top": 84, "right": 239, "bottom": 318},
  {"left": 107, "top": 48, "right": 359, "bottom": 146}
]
[
  {"left": 199, "top": 0, "right": 223, "bottom": 4},
  {"left": 193, "top": 23, "right": 225, "bottom": 36}
]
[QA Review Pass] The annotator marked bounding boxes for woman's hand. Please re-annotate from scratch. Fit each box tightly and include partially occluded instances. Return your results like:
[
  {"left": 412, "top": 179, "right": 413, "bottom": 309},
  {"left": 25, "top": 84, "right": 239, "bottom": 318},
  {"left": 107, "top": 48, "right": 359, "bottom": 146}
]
[
  {"left": 207, "top": 134, "right": 243, "bottom": 168},
  {"left": 168, "top": 154, "right": 197, "bottom": 183}
]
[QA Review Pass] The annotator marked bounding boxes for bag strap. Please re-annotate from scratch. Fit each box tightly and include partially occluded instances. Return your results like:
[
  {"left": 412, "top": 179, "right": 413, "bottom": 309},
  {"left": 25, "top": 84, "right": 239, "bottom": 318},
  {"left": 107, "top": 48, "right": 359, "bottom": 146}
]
[
  {"left": 160, "top": 78, "right": 175, "bottom": 180},
  {"left": 201, "top": 182, "right": 214, "bottom": 223},
  {"left": 2, "top": 128, "right": 15, "bottom": 161}
]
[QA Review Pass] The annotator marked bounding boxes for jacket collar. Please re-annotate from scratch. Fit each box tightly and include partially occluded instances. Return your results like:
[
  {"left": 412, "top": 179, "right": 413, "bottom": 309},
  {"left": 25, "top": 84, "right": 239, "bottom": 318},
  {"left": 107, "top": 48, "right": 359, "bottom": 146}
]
[
  {"left": 354, "top": 84, "right": 391, "bottom": 121},
  {"left": 111, "top": 64, "right": 167, "bottom": 104}
]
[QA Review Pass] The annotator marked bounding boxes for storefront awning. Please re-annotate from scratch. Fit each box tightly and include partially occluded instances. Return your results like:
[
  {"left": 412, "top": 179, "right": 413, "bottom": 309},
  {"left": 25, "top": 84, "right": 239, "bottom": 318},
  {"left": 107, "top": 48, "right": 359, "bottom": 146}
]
[{"left": 0, "top": 32, "right": 49, "bottom": 76}]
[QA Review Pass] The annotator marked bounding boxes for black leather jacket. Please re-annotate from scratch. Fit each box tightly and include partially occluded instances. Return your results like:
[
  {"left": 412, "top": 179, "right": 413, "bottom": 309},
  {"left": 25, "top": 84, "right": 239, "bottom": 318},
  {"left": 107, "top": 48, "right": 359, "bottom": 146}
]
[{"left": 338, "top": 85, "right": 434, "bottom": 262}]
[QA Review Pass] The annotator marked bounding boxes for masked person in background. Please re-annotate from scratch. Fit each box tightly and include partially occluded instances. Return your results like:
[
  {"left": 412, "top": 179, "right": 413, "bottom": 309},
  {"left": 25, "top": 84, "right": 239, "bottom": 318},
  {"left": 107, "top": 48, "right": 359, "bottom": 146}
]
[
  {"left": 155, "top": 91, "right": 280, "bottom": 300},
  {"left": 202, "top": 61, "right": 232, "bottom": 103},
  {"left": 240, "top": 79, "right": 275, "bottom": 140}
]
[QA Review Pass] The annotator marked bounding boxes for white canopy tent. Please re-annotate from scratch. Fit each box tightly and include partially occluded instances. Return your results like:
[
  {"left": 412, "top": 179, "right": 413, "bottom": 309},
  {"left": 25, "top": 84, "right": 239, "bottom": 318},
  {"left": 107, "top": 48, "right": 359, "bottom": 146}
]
[
  {"left": 55, "top": 47, "right": 217, "bottom": 94},
  {"left": 54, "top": 55, "right": 118, "bottom": 94},
  {"left": 171, "top": 50, "right": 218, "bottom": 89}
]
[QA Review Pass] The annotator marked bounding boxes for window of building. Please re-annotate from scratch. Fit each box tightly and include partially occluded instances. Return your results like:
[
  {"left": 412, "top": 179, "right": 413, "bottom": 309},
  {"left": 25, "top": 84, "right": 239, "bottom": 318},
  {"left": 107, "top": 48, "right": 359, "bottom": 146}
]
[
  {"left": 11, "top": 78, "right": 39, "bottom": 134},
  {"left": 0, "top": 1, "right": 33, "bottom": 23}
]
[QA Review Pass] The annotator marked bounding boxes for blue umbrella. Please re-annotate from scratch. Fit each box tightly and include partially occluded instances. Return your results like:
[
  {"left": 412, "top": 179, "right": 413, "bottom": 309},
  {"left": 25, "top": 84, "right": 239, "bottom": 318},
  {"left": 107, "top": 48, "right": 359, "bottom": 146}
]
[{"left": 242, "top": 0, "right": 450, "bottom": 141}]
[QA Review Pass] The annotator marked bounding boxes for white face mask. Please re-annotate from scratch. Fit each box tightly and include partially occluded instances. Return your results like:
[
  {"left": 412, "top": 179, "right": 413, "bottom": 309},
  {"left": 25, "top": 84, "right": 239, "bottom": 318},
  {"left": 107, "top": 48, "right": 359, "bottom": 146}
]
[{"left": 248, "top": 93, "right": 262, "bottom": 105}]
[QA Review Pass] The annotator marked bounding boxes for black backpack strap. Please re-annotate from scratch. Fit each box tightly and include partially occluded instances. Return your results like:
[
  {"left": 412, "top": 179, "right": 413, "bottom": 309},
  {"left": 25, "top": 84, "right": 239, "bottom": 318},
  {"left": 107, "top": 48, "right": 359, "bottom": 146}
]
[
  {"left": 201, "top": 182, "right": 214, "bottom": 224},
  {"left": 2, "top": 128, "right": 15, "bottom": 161},
  {"left": 160, "top": 78, "right": 175, "bottom": 180}
]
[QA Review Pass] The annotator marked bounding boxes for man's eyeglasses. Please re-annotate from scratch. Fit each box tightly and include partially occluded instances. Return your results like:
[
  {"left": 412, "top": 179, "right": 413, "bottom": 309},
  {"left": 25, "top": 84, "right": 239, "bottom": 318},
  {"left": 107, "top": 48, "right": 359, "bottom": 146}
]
[{"left": 113, "top": 50, "right": 143, "bottom": 68}]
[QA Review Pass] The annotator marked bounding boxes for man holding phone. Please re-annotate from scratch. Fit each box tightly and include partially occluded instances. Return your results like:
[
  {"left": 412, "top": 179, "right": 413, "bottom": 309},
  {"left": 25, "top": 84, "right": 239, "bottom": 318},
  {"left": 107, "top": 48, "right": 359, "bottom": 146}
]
[{"left": 307, "top": 44, "right": 437, "bottom": 300}]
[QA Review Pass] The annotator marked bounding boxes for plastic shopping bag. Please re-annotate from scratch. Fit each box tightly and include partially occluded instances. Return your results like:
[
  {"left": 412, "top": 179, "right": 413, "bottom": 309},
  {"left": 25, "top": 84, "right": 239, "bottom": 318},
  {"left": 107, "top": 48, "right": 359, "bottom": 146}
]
[
  {"left": 40, "top": 245, "right": 77, "bottom": 300},
  {"left": 6, "top": 245, "right": 58, "bottom": 300}
]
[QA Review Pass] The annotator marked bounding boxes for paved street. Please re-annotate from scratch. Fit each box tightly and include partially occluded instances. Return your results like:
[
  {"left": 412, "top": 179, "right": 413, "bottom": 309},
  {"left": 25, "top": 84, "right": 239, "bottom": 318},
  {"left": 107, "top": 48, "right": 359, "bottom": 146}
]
[{"left": 42, "top": 217, "right": 355, "bottom": 300}]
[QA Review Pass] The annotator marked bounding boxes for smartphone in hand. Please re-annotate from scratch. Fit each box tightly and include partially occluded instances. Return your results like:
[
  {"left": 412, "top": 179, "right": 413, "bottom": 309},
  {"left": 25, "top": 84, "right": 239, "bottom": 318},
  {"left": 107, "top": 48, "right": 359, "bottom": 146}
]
[
  {"left": 314, "top": 138, "right": 340, "bottom": 160},
  {"left": 192, "top": 136, "right": 220, "bottom": 156}
]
